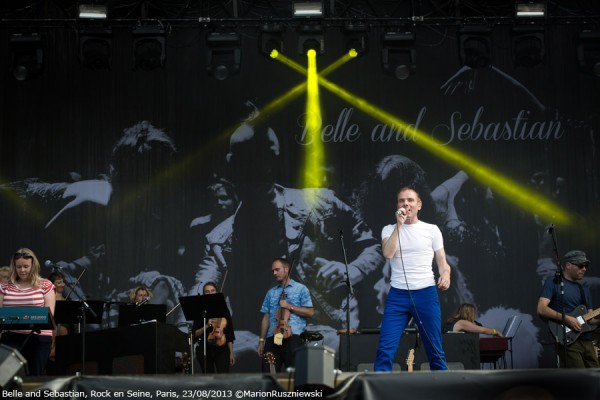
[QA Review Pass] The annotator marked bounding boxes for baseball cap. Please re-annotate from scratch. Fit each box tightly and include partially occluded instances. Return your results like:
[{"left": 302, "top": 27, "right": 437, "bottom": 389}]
[{"left": 563, "top": 250, "right": 590, "bottom": 265}]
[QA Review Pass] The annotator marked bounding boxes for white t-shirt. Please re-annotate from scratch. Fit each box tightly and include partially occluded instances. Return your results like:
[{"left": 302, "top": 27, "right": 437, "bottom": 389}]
[{"left": 381, "top": 221, "right": 444, "bottom": 290}]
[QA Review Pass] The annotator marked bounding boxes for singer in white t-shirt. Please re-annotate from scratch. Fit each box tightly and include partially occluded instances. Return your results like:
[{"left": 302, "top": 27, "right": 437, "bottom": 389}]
[{"left": 374, "top": 187, "right": 451, "bottom": 371}]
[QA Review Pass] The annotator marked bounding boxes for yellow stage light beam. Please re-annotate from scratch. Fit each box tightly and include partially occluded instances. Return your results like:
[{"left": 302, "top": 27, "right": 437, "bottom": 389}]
[
  {"left": 159, "top": 50, "right": 357, "bottom": 209},
  {"left": 0, "top": 178, "right": 48, "bottom": 224},
  {"left": 270, "top": 49, "right": 356, "bottom": 80},
  {"left": 317, "top": 76, "right": 568, "bottom": 225},
  {"left": 319, "top": 52, "right": 355, "bottom": 76},
  {"left": 302, "top": 49, "right": 325, "bottom": 192},
  {"left": 269, "top": 51, "right": 307, "bottom": 75}
]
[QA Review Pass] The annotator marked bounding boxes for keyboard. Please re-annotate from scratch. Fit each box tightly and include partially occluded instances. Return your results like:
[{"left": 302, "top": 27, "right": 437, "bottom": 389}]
[{"left": 0, "top": 307, "right": 51, "bottom": 326}]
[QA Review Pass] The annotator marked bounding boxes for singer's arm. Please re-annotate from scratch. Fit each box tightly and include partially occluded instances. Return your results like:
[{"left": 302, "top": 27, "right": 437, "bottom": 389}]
[
  {"left": 382, "top": 229, "right": 400, "bottom": 259},
  {"left": 382, "top": 210, "right": 406, "bottom": 259},
  {"left": 434, "top": 247, "right": 451, "bottom": 291}
]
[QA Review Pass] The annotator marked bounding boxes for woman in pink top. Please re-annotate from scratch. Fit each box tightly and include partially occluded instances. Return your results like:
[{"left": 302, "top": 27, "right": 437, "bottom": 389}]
[{"left": 0, "top": 248, "right": 56, "bottom": 375}]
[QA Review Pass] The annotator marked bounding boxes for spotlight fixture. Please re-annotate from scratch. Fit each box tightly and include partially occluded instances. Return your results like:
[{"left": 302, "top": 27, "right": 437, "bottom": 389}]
[
  {"left": 9, "top": 33, "right": 43, "bottom": 81},
  {"left": 259, "top": 24, "right": 284, "bottom": 58},
  {"left": 515, "top": 2, "right": 546, "bottom": 18},
  {"left": 381, "top": 30, "right": 416, "bottom": 80},
  {"left": 206, "top": 31, "right": 241, "bottom": 80},
  {"left": 78, "top": 4, "right": 108, "bottom": 19},
  {"left": 577, "top": 30, "right": 600, "bottom": 77},
  {"left": 458, "top": 26, "right": 493, "bottom": 69},
  {"left": 511, "top": 26, "right": 545, "bottom": 68},
  {"left": 293, "top": 2, "right": 323, "bottom": 18},
  {"left": 344, "top": 23, "right": 368, "bottom": 57},
  {"left": 79, "top": 28, "right": 112, "bottom": 69},
  {"left": 297, "top": 24, "right": 324, "bottom": 56},
  {"left": 133, "top": 26, "right": 166, "bottom": 71}
]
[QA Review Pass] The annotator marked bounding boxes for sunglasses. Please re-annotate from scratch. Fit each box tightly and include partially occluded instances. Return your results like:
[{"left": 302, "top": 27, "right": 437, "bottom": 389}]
[
  {"left": 13, "top": 252, "right": 33, "bottom": 260},
  {"left": 572, "top": 263, "right": 588, "bottom": 269}
]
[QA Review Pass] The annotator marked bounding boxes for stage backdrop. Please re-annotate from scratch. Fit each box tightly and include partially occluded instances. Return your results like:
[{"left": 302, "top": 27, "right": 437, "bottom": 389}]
[{"left": 1, "top": 22, "right": 599, "bottom": 371}]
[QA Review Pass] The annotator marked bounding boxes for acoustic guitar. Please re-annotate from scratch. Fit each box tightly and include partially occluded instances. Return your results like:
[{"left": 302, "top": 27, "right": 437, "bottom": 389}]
[{"left": 265, "top": 351, "right": 277, "bottom": 374}]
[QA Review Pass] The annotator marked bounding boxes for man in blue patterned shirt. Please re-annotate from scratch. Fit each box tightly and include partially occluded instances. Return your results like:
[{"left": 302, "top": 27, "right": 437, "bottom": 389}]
[{"left": 257, "top": 257, "right": 314, "bottom": 372}]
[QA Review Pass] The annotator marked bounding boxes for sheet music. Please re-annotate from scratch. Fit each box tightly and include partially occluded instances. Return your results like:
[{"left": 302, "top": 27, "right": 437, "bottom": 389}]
[{"left": 502, "top": 315, "right": 522, "bottom": 338}]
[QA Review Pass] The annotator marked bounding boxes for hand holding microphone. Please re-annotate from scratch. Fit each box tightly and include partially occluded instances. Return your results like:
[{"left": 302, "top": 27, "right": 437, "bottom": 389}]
[{"left": 395, "top": 208, "right": 406, "bottom": 217}]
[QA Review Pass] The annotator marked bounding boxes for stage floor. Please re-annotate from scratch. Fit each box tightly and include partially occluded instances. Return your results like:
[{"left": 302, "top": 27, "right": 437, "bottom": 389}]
[{"left": 12, "top": 369, "right": 600, "bottom": 400}]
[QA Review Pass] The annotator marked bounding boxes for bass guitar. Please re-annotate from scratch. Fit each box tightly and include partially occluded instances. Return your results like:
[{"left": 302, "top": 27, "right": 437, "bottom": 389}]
[{"left": 548, "top": 305, "right": 600, "bottom": 346}]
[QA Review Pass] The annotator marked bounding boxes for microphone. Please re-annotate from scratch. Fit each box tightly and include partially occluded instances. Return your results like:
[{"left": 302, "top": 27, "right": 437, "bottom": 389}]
[
  {"left": 135, "top": 297, "right": 150, "bottom": 307},
  {"left": 339, "top": 229, "right": 344, "bottom": 238},
  {"left": 395, "top": 208, "right": 406, "bottom": 217},
  {"left": 44, "top": 260, "right": 64, "bottom": 269}
]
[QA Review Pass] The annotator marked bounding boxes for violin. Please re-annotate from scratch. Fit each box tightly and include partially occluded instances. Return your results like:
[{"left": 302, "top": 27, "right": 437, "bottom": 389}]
[
  {"left": 207, "top": 317, "right": 227, "bottom": 347},
  {"left": 273, "top": 258, "right": 296, "bottom": 343},
  {"left": 274, "top": 291, "right": 293, "bottom": 339}
]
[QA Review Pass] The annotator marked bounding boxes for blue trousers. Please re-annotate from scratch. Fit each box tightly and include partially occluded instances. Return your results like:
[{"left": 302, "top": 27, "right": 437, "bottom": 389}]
[{"left": 374, "top": 285, "right": 447, "bottom": 371}]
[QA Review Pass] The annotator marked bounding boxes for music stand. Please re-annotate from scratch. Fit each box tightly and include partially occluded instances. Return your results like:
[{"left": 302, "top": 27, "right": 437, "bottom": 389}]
[
  {"left": 179, "top": 293, "right": 230, "bottom": 375},
  {"left": 117, "top": 304, "right": 167, "bottom": 327},
  {"left": 54, "top": 301, "right": 104, "bottom": 326},
  {"left": 54, "top": 301, "right": 103, "bottom": 375}
]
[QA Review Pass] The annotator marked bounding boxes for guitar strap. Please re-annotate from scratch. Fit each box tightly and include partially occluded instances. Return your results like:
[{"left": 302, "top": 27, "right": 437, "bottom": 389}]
[
  {"left": 576, "top": 283, "right": 589, "bottom": 309},
  {"left": 553, "top": 280, "right": 588, "bottom": 311}
]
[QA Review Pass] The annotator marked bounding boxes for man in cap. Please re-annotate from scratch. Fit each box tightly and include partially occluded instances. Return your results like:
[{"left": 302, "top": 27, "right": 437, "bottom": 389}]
[{"left": 537, "top": 250, "right": 600, "bottom": 367}]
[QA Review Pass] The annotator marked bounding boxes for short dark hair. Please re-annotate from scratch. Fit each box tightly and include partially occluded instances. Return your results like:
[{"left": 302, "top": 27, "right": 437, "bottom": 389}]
[
  {"left": 48, "top": 271, "right": 65, "bottom": 283},
  {"left": 272, "top": 257, "right": 291, "bottom": 269},
  {"left": 398, "top": 186, "right": 421, "bottom": 200}
]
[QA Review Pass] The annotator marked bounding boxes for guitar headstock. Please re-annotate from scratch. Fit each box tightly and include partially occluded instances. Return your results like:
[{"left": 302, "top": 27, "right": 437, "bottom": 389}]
[
  {"left": 265, "top": 351, "right": 277, "bottom": 374},
  {"left": 265, "top": 351, "right": 276, "bottom": 365},
  {"left": 406, "top": 349, "right": 415, "bottom": 372}
]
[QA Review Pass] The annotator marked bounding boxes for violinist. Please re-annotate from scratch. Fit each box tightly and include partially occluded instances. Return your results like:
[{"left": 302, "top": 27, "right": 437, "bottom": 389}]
[
  {"left": 193, "top": 282, "right": 235, "bottom": 373},
  {"left": 257, "top": 257, "right": 314, "bottom": 372}
]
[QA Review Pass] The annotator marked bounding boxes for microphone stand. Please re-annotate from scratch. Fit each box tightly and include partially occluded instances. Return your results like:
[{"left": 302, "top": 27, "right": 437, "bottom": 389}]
[
  {"left": 62, "top": 268, "right": 97, "bottom": 375},
  {"left": 202, "top": 309, "right": 208, "bottom": 374},
  {"left": 167, "top": 303, "right": 194, "bottom": 374},
  {"left": 548, "top": 224, "right": 567, "bottom": 368},
  {"left": 339, "top": 229, "right": 354, "bottom": 372}
]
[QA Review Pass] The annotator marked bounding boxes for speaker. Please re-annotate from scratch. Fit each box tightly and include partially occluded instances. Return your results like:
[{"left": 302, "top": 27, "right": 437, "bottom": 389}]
[
  {"left": 0, "top": 344, "right": 28, "bottom": 389},
  {"left": 294, "top": 345, "right": 336, "bottom": 391}
]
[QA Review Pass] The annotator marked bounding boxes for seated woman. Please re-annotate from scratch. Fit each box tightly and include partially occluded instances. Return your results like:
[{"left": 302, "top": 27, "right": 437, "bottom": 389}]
[
  {"left": 129, "top": 285, "right": 152, "bottom": 305},
  {"left": 444, "top": 303, "right": 504, "bottom": 337}
]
